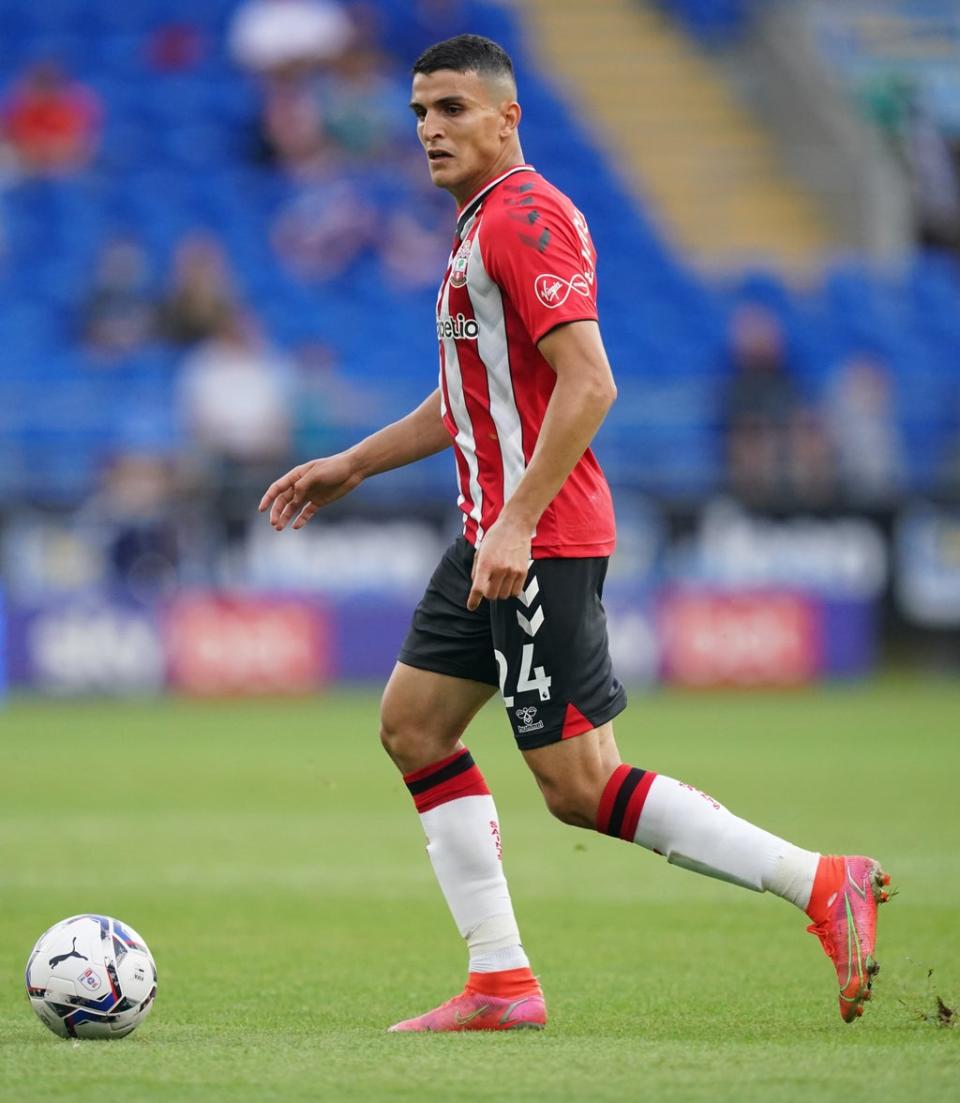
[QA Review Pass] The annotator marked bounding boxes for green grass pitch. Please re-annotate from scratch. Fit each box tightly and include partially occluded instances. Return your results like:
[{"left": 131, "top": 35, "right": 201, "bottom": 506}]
[{"left": 2, "top": 678, "right": 958, "bottom": 1102}]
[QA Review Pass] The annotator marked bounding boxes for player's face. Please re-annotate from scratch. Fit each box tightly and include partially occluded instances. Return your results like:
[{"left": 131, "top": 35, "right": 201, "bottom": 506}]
[{"left": 410, "top": 69, "right": 520, "bottom": 205}]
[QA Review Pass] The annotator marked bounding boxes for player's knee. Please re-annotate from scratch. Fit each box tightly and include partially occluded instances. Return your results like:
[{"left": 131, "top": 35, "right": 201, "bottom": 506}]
[
  {"left": 378, "top": 707, "right": 410, "bottom": 763},
  {"left": 379, "top": 702, "right": 459, "bottom": 774},
  {"left": 540, "top": 781, "right": 597, "bottom": 829}
]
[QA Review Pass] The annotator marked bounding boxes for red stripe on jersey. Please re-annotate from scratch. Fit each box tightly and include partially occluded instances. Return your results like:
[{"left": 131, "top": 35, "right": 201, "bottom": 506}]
[
  {"left": 447, "top": 280, "right": 505, "bottom": 527},
  {"left": 438, "top": 334, "right": 479, "bottom": 543}
]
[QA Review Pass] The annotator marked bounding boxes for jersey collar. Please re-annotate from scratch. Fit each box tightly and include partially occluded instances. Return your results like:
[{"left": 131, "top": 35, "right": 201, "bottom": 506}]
[{"left": 456, "top": 164, "right": 535, "bottom": 239}]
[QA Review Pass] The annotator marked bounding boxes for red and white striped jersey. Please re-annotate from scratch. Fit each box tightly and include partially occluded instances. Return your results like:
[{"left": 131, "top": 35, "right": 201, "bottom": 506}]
[{"left": 436, "top": 165, "right": 616, "bottom": 558}]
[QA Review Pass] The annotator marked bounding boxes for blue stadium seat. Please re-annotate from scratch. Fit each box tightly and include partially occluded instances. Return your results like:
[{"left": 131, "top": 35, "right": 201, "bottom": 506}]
[{"left": 0, "top": 0, "right": 958, "bottom": 504}]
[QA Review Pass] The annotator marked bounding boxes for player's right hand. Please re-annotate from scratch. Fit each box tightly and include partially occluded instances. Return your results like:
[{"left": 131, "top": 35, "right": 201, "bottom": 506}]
[{"left": 258, "top": 453, "right": 363, "bottom": 531}]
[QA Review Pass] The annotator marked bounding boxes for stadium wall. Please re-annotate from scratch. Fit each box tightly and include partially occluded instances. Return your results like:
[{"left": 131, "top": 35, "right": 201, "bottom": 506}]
[{"left": 11, "top": 498, "right": 960, "bottom": 697}]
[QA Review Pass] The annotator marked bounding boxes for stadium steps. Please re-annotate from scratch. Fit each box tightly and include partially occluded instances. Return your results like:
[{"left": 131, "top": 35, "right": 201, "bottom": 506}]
[{"left": 510, "top": 0, "right": 835, "bottom": 272}]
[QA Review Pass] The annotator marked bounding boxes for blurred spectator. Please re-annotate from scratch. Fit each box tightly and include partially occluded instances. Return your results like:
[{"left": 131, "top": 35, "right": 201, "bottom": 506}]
[
  {"left": 318, "top": 46, "right": 408, "bottom": 162},
  {"left": 826, "top": 352, "right": 905, "bottom": 505},
  {"left": 3, "top": 61, "right": 101, "bottom": 176},
  {"left": 904, "top": 96, "right": 960, "bottom": 253},
  {"left": 178, "top": 311, "right": 295, "bottom": 541},
  {"left": 229, "top": 0, "right": 353, "bottom": 78},
  {"left": 82, "top": 237, "right": 156, "bottom": 361},
  {"left": 786, "top": 406, "right": 836, "bottom": 507},
  {"left": 178, "top": 311, "right": 294, "bottom": 462},
  {"left": 147, "top": 23, "right": 207, "bottom": 73},
  {"left": 723, "top": 303, "right": 798, "bottom": 505},
  {"left": 81, "top": 453, "right": 184, "bottom": 600},
  {"left": 271, "top": 177, "right": 374, "bottom": 280},
  {"left": 157, "top": 233, "right": 238, "bottom": 348},
  {"left": 255, "top": 72, "right": 331, "bottom": 172}
]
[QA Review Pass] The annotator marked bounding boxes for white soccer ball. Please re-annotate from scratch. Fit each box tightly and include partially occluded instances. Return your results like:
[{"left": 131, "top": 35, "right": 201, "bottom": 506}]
[{"left": 25, "top": 914, "right": 157, "bottom": 1039}]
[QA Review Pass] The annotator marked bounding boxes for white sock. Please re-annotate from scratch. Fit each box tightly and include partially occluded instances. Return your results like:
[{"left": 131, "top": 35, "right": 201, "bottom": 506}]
[
  {"left": 629, "top": 774, "right": 819, "bottom": 909},
  {"left": 419, "top": 795, "right": 530, "bottom": 971}
]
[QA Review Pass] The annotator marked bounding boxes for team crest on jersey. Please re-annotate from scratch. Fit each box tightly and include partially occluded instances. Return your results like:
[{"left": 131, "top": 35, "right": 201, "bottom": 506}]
[{"left": 449, "top": 238, "right": 472, "bottom": 288}]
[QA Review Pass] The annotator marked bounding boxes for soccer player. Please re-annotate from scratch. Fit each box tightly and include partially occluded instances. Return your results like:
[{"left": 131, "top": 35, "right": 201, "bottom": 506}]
[{"left": 259, "top": 34, "right": 891, "bottom": 1031}]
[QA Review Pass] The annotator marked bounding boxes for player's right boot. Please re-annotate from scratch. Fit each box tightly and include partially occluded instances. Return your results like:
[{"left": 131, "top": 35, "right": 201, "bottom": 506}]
[
  {"left": 388, "top": 977, "right": 546, "bottom": 1033},
  {"left": 805, "top": 855, "right": 892, "bottom": 1023}
]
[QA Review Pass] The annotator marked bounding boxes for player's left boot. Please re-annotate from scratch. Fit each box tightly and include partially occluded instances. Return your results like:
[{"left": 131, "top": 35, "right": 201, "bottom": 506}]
[
  {"left": 388, "top": 977, "right": 546, "bottom": 1033},
  {"left": 805, "top": 855, "right": 892, "bottom": 1023}
]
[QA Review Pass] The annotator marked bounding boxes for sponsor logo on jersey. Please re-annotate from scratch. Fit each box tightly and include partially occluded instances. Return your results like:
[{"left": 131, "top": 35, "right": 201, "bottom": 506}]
[
  {"left": 534, "top": 272, "right": 591, "bottom": 309},
  {"left": 78, "top": 967, "right": 102, "bottom": 992},
  {"left": 449, "top": 239, "right": 472, "bottom": 288},
  {"left": 514, "top": 705, "right": 544, "bottom": 734},
  {"left": 572, "top": 207, "right": 596, "bottom": 286},
  {"left": 437, "top": 313, "right": 480, "bottom": 341}
]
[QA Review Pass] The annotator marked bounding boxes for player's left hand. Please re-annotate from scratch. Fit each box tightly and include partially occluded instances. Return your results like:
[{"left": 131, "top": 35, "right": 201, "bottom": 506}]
[{"left": 467, "top": 515, "right": 532, "bottom": 611}]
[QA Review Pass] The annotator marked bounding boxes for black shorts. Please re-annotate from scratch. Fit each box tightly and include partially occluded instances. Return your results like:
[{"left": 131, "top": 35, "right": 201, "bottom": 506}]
[{"left": 398, "top": 537, "right": 627, "bottom": 750}]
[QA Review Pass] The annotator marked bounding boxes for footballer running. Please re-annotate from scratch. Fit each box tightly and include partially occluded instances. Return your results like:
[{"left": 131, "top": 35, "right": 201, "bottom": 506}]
[{"left": 260, "top": 35, "right": 891, "bottom": 1032}]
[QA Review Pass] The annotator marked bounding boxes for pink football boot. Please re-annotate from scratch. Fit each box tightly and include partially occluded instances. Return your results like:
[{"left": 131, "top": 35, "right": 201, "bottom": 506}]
[
  {"left": 388, "top": 972, "right": 546, "bottom": 1033},
  {"left": 806, "top": 855, "right": 892, "bottom": 1022}
]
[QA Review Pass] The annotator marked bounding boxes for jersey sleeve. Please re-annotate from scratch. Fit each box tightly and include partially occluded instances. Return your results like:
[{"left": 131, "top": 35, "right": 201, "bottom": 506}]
[{"left": 480, "top": 188, "right": 599, "bottom": 345}]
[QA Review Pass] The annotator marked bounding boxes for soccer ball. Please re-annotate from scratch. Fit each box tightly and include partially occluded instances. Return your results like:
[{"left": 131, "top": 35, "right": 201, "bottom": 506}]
[{"left": 25, "top": 914, "right": 157, "bottom": 1039}]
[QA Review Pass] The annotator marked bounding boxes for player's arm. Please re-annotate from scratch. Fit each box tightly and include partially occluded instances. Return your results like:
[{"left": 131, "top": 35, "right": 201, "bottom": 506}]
[
  {"left": 260, "top": 387, "right": 451, "bottom": 531},
  {"left": 467, "top": 320, "right": 616, "bottom": 609}
]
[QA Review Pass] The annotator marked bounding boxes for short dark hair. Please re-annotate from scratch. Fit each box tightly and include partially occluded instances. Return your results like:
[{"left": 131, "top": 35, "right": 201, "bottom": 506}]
[{"left": 412, "top": 34, "right": 515, "bottom": 86}]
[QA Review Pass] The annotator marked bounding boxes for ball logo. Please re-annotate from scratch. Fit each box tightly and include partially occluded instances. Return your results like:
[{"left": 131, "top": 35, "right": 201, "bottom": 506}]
[
  {"left": 78, "top": 967, "right": 102, "bottom": 993},
  {"left": 436, "top": 313, "right": 479, "bottom": 341},
  {"left": 534, "top": 272, "right": 591, "bottom": 310}
]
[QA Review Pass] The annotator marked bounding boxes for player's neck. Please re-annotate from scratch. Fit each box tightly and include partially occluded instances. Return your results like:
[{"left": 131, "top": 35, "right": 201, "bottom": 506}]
[{"left": 452, "top": 149, "right": 526, "bottom": 212}]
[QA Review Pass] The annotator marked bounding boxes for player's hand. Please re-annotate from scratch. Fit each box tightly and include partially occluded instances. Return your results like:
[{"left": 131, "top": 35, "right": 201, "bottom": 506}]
[
  {"left": 258, "top": 452, "right": 363, "bottom": 531},
  {"left": 467, "top": 514, "right": 532, "bottom": 611}
]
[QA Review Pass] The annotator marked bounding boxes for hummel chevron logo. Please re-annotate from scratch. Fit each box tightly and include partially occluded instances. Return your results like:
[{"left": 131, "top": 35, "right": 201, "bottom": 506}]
[
  {"left": 517, "top": 577, "right": 539, "bottom": 608},
  {"left": 454, "top": 1004, "right": 491, "bottom": 1026},
  {"left": 516, "top": 607, "right": 544, "bottom": 637}
]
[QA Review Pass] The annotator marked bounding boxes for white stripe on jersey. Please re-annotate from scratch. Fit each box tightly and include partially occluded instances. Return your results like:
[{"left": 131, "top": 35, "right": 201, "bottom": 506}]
[
  {"left": 466, "top": 229, "right": 526, "bottom": 507},
  {"left": 439, "top": 270, "right": 485, "bottom": 541}
]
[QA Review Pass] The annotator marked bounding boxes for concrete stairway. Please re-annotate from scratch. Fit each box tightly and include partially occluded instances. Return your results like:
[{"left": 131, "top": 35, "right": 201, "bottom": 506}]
[{"left": 510, "top": 0, "right": 835, "bottom": 271}]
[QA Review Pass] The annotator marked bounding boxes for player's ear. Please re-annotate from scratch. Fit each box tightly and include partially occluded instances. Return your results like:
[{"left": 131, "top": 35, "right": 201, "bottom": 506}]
[{"left": 500, "top": 100, "right": 521, "bottom": 138}]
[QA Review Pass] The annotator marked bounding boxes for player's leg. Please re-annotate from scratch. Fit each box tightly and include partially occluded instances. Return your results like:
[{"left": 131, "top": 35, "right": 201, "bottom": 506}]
[
  {"left": 497, "top": 554, "right": 890, "bottom": 1023},
  {"left": 522, "top": 727, "right": 891, "bottom": 1022},
  {"left": 383, "top": 539, "right": 545, "bottom": 1032},
  {"left": 523, "top": 725, "right": 822, "bottom": 902}
]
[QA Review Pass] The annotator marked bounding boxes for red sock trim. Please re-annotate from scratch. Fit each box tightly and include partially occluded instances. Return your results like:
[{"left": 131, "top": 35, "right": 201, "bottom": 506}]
[
  {"left": 561, "top": 702, "right": 594, "bottom": 740},
  {"left": 403, "top": 748, "right": 468, "bottom": 786},
  {"left": 620, "top": 770, "right": 657, "bottom": 841},
  {"left": 466, "top": 967, "right": 540, "bottom": 1000},
  {"left": 403, "top": 748, "right": 491, "bottom": 814},
  {"left": 596, "top": 764, "right": 656, "bottom": 840},
  {"left": 596, "top": 764, "right": 632, "bottom": 835}
]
